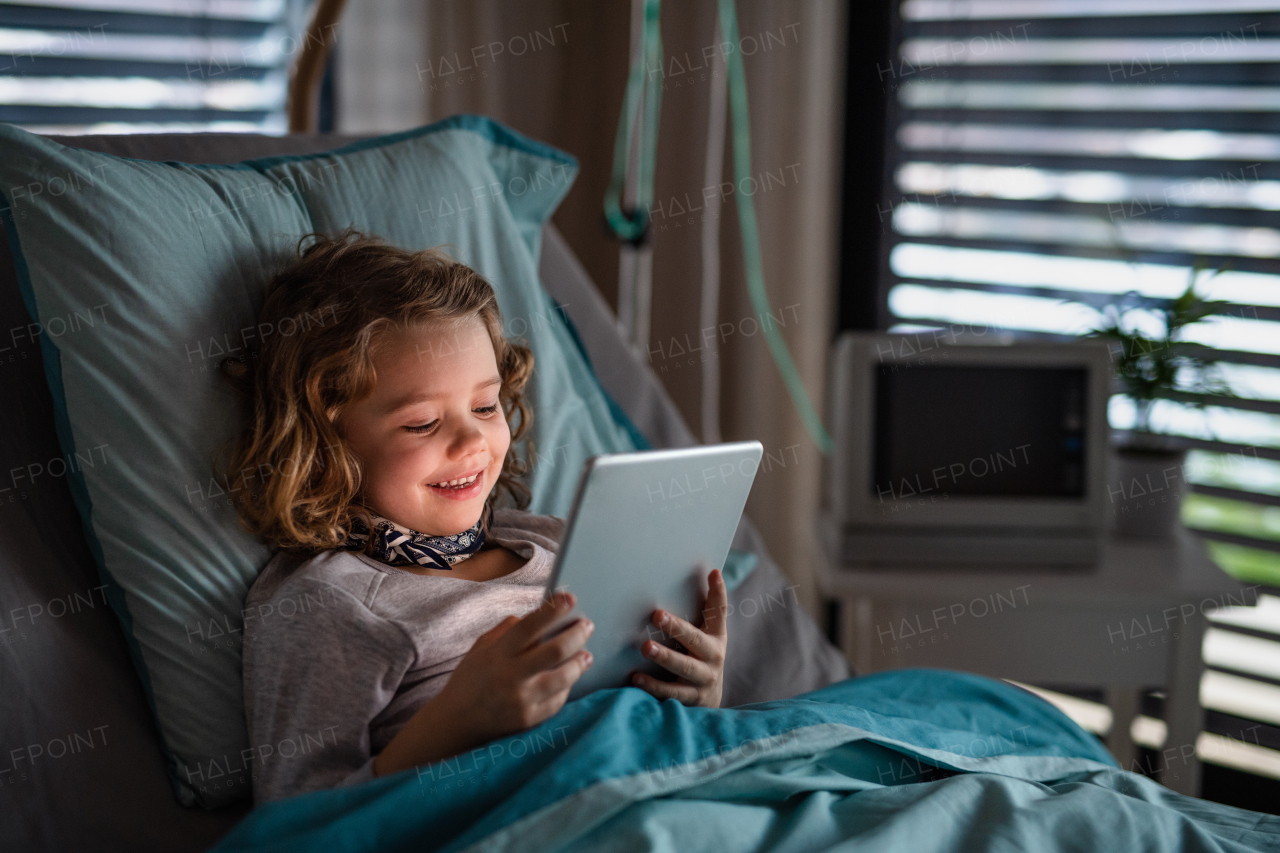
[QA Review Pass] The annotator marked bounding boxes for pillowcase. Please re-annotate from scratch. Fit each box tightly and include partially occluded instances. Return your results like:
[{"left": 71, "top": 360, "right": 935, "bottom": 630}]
[{"left": 0, "top": 115, "right": 640, "bottom": 807}]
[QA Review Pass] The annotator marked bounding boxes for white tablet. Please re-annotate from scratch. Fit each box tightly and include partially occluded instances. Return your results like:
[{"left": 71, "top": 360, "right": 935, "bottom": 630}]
[{"left": 544, "top": 440, "right": 763, "bottom": 699}]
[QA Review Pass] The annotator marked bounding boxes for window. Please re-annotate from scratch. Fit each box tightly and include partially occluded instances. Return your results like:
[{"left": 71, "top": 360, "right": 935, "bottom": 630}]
[
  {"left": 878, "top": 0, "right": 1280, "bottom": 589},
  {"left": 0, "top": 0, "right": 311, "bottom": 133},
  {"left": 871, "top": 0, "right": 1280, "bottom": 786}
]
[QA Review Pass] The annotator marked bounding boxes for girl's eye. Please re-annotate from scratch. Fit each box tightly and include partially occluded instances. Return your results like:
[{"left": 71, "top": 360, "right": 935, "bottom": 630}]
[
  {"left": 404, "top": 421, "right": 438, "bottom": 434},
  {"left": 404, "top": 405, "right": 497, "bottom": 432}
]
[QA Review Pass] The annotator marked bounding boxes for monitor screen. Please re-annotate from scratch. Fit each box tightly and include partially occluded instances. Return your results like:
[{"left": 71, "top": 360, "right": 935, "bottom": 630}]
[{"left": 872, "top": 364, "right": 1087, "bottom": 500}]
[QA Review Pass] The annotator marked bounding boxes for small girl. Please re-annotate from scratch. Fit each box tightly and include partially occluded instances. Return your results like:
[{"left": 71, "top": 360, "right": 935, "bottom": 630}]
[{"left": 224, "top": 231, "right": 728, "bottom": 804}]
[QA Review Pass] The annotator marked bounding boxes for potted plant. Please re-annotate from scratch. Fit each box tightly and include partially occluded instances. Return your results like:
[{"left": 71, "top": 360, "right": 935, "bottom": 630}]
[{"left": 1090, "top": 264, "right": 1234, "bottom": 537}]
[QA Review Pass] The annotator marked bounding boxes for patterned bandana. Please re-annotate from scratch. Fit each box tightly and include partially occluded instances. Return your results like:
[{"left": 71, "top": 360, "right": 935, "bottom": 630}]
[{"left": 345, "top": 504, "right": 493, "bottom": 570}]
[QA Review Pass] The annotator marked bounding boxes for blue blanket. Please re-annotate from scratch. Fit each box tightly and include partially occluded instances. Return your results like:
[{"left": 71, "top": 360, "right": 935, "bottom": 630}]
[{"left": 212, "top": 670, "right": 1280, "bottom": 852}]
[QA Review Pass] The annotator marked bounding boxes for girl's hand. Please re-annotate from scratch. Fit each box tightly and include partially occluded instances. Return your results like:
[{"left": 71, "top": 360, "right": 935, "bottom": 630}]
[
  {"left": 631, "top": 568, "right": 728, "bottom": 708},
  {"left": 438, "top": 591, "right": 594, "bottom": 742},
  {"left": 374, "top": 592, "right": 592, "bottom": 778}
]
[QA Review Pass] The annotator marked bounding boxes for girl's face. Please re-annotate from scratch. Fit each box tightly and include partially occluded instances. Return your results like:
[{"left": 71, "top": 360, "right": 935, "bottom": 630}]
[{"left": 339, "top": 316, "right": 511, "bottom": 537}]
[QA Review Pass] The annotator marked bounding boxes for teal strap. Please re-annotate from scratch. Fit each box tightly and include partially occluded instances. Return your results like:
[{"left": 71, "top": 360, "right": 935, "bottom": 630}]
[
  {"left": 717, "top": 0, "right": 833, "bottom": 454},
  {"left": 603, "top": 0, "right": 664, "bottom": 244}
]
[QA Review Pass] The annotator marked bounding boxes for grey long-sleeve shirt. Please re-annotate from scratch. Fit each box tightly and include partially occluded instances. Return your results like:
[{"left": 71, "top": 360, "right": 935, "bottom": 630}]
[{"left": 241, "top": 508, "right": 563, "bottom": 804}]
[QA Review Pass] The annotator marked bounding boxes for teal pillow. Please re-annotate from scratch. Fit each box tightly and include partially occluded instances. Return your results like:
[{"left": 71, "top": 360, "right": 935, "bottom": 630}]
[{"left": 0, "top": 116, "right": 640, "bottom": 807}]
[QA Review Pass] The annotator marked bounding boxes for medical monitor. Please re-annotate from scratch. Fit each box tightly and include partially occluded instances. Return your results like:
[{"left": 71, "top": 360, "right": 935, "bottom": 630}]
[{"left": 824, "top": 332, "right": 1113, "bottom": 566}]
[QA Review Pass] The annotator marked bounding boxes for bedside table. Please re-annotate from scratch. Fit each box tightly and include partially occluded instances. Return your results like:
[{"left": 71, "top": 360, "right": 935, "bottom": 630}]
[{"left": 815, "top": 523, "right": 1255, "bottom": 796}]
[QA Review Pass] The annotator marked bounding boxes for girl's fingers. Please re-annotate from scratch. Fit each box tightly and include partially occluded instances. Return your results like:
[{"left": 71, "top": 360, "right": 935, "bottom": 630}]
[
  {"left": 650, "top": 609, "right": 723, "bottom": 665},
  {"left": 523, "top": 617, "right": 594, "bottom": 672},
  {"left": 700, "top": 569, "right": 729, "bottom": 640},
  {"left": 631, "top": 672, "right": 700, "bottom": 704},
  {"left": 530, "top": 649, "right": 593, "bottom": 698},
  {"left": 641, "top": 640, "right": 713, "bottom": 684},
  {"left": 506, "top": 590, "right": 576, "bottom": 651}
]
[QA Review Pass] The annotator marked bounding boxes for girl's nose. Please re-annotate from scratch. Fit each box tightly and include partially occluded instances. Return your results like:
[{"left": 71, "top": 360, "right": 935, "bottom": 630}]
[{"left": 448, "top": 420, "right": 488, "bottom": 458}]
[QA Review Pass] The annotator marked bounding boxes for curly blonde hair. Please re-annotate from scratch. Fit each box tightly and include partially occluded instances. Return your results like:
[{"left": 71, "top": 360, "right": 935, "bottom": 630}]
[{"left": 220, "top": 229, "right": 534, "bottom": 554}]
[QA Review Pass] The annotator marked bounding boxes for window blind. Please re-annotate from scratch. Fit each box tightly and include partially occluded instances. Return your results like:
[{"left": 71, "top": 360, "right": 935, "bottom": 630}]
[
  {"left": 881, "top": 0, "right": 1280, "bottom": 583},
  {"left": 0, "top": 0, "right": 308, "bottom": 133},
  {"left": 878, "top": 0, "right": 1280, "bottom": 781}
]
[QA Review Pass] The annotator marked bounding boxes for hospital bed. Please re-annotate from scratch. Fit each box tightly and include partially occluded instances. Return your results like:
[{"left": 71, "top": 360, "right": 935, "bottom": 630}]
[{"left": 0, "top": 130, "right": 850, "bottom": 852}]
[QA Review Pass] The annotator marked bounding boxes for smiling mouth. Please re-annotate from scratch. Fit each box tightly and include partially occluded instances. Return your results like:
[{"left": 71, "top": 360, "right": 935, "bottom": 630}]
[{"left": 426, "top": 470, "right": 482, "bottom": 490}]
